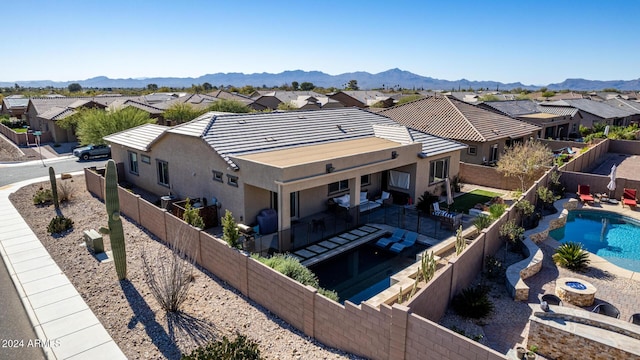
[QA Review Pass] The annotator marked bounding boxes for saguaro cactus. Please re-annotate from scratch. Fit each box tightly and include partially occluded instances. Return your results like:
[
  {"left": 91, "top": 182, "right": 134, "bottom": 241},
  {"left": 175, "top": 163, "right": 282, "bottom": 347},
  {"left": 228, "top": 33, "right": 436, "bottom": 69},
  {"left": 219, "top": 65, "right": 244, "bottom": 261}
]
[
  {"left": 49, "top": 167, "right": 59, "bottom": 210},
  {"left": 105, "top": 159, "right": 127, "bottom": 280}
]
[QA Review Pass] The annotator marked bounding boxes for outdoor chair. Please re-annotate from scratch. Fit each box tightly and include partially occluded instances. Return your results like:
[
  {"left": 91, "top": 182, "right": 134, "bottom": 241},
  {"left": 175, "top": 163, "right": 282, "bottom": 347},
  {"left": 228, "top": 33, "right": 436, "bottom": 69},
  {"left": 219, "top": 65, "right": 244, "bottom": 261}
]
[
  {"left": 541, "top": 294, "right": 563, "bottom": 306},
  {"left": 592, "top": 303, "right": 620, "bottom": 319},
  {"left": 577, "top": 184, "right": 594, "bottom": 205},
  {"left": 629, "top": 313, "right": 640, "bottom": 325},
  {"left": 622, "top": 188, "right": 637, "bottom": 208},
  {"left": 375, "top": 228, "right": 405, "bottom": 248},
  {"left": 389, "top": 231, "right": 418, "bottom": 253}
]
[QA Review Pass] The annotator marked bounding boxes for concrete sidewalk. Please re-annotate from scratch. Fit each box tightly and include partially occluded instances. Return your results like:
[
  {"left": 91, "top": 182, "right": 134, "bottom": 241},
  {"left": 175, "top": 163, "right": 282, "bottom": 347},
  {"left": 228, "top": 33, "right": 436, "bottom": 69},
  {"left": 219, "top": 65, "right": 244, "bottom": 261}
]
[{"left": 0, "top": 175, "right": 126, "bottom": 360}]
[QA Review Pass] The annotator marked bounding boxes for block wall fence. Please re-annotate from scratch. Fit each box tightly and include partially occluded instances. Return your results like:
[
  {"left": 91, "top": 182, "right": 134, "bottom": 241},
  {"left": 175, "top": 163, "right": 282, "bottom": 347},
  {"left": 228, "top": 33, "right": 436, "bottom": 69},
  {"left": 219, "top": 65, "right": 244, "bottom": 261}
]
[
  {"left": 86, "top": 167, "right": 530, "bottom": 360},
  {"left": 0, "top": 123, "right": 53, "bottom": 145}
]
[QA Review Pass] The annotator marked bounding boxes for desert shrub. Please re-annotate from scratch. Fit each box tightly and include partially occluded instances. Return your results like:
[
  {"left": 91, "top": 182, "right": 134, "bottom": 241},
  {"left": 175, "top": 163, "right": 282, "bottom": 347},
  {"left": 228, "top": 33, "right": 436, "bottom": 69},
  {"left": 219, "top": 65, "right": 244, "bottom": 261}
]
[
  {"left": 47, "top": 216, "right": 73, "bottom": 234},
  {"left": 141, "top": 229, "right": 195, "bottom": 312},
  {"left": 56, "top": 180, "right": 73, "bottom": 203},
  {"left": 553, "top": 242, "right": 590, "bottom": 271},
  {"left": 452, "top": 285, "right": 494, "bottom": 319},
  {"left": 33, "top": 188, "right": 53, "bottom": 205},
  {"left": 484, "top": 255, "right": 504, "bottom": 279},
  {"left": 181, "top": 333, "right": 261, "bottom": 360},
  {"left": 256, "top": 254, "right": 339, "bottom": 302},
  {"left": 473, "top": 214, "right": 492, "bottom": 232}
]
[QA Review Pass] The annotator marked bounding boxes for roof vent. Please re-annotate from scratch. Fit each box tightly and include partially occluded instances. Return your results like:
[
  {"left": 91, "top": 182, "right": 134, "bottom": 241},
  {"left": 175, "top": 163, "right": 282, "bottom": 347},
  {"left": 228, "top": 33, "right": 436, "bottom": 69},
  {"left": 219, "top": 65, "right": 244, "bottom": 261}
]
[
  {"left": 237, "top": 119, "right": 246, "bottom": 124},
  {"left": 265, "top": 137, "right": 276, "bottom": 142}
]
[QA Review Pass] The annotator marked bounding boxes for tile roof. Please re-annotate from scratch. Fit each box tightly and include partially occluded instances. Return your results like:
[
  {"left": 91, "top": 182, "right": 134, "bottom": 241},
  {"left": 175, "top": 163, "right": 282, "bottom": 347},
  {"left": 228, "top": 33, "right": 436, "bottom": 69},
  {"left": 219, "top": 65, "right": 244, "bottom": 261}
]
[
  {"left": 378, "top": 96, "right": 541, "bottom": 143},
  {"left": 605, "top": 98, "right": 640, "bottom": 114},
  {"left": 4, "top": 98, "right": 30, "bottom": 108},
  {"left": 28, "top": 96, "right": 144, "bottom": 115},
  {"left": 545, "top": 99, "right": 635, "bottom": 119},
  {"left": 103, "top": 124, "right": 167, "bottom": 151},
  {"left": 535, "top": 103, "right": 579, "bottom": 117},
  {"left": 37, "top": 106, "right": 76, "bottom": 121}
]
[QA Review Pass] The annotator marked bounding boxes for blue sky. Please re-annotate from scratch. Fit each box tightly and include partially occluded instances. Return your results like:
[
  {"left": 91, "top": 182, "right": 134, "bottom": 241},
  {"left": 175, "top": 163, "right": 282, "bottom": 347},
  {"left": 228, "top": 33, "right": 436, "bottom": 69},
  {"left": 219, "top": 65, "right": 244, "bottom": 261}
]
[{"left": 3, "top": 0, "right": 638, "bottom": 86}]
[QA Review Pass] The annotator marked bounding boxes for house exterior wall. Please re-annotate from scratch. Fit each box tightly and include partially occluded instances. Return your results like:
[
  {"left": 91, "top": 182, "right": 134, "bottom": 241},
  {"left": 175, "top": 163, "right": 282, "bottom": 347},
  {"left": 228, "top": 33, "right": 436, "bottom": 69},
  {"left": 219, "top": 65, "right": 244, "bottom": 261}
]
[{"left": 328, "top": 92, "right": 365, "bottom": 108}]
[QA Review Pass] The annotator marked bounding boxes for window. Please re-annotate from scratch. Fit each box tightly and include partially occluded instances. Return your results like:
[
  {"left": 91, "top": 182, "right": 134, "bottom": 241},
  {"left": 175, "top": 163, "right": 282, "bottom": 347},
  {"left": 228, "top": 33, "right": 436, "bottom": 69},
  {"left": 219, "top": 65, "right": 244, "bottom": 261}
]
[
  {"left": 429, "top": 158, "right": 449, "bottom": 184},
  {"left": 212, "top": 170, "right": 223, "bottom": 182},
  {"left": 328, "top": 179, "right": 349, "bottom": 194},
  {"left": 361, "top": 174, "right": 371, "bottom": 186},
  {"left": 128, "top": 151, "right": 138, "bottom": 175},
  {"left": 467, "top": 146, "right": 477, "bottom": 155},
  {"left": 157, "top": 160, "right": 169, "bottom": 187},
  {"left": 227, "top": 174, "right": 238, "bottom": 187},
  {"left": 141, "top": 155, "right": 151, "bottom": 164}
]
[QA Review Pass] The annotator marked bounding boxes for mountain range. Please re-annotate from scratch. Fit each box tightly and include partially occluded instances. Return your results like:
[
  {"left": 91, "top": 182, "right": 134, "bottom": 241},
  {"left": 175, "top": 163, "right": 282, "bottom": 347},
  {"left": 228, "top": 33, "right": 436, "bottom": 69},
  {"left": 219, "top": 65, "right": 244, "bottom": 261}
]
[{"left": 2, "top": 68, "right": 639, "bottom": 91}]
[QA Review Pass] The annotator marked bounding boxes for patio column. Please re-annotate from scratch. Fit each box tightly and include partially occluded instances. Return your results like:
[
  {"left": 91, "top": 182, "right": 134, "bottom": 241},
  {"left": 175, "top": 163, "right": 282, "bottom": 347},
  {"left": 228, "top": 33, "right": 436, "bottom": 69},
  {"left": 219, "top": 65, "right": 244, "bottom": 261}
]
[
  {"left": 277, "top": 183, "right": 292, "bottom": 251},
  {"left": 349, "top": 176, "right": 361, "bottom": 225}
]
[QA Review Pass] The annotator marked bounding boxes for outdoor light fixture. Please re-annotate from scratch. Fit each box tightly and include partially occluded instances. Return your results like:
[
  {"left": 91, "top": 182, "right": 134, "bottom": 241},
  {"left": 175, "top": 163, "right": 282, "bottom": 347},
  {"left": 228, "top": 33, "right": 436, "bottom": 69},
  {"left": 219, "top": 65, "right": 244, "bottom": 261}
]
[
  {"left": 391, "top": 151, "right": 398, "bottom": 159},
  {"left": 326, "top": 163, "right": 335, "bottom": 173},
  {"left": 417, "top": 152, "right": 428, "bottom": 159}
]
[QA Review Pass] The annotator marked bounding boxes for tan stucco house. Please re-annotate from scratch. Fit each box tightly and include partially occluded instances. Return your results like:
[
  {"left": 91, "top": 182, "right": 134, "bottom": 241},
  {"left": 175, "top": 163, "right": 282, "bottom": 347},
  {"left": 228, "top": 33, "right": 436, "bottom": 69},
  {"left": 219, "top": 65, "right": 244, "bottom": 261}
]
[
  {"left": 104, "top": 108, "right": 466, "bottom": 251},
  {"left": 378, "top": 95, "right": 541, "bottom": 165}
]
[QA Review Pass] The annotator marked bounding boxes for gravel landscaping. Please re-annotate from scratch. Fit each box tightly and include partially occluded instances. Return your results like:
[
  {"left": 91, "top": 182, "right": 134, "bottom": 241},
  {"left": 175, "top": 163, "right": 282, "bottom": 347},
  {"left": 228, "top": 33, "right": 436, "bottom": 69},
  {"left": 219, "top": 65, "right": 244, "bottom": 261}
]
[{"left": 9, "top": 177, "right": 362, "bottom": 360}]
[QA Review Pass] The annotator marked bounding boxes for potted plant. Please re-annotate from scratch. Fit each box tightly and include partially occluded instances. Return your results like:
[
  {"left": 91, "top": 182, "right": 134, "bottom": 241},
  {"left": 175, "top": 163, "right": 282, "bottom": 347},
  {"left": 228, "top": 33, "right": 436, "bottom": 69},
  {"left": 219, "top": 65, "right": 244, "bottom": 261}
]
[
  {"left": 526, "top": 345, "right": 538, "bottom": 359},
  {"left": 515, "top": 345, "right": 527, "bottom": 359}
]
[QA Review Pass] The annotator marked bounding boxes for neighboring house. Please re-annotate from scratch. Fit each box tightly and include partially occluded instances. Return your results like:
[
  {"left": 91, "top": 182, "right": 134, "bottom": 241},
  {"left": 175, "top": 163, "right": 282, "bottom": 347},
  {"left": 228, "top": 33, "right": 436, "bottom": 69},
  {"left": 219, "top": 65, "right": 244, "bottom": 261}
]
[
  {"left": 104, "top": 108, "right": 466, "bottom": 252},
  {"left": 478, "top": 100, "right": 579, "bottom": 139},
  {"left": 1, "top": 95, "right": 29, "bottom": 118},
  {"left": 209, "top": 90, "right": 261, "bottom": 110},
  {"left": 251, "top": 91, "right": 341, "bottom": 110},
  {"left": 378, "top": 96, "right": 541, "bottom": 165},
  {"left": 25, "top": 96, "right": 163, "bottom": 143},
  {"left": 605, "top": 98, "right": 640, "bottom": 123},
  {"left": 539, "top": 99, "right": 640, "bottom": 128}
]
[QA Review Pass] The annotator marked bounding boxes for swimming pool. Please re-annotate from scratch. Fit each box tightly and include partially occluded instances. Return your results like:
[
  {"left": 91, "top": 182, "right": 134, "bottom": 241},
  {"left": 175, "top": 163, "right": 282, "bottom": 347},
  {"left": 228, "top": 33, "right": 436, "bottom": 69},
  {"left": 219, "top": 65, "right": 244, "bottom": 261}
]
[
  {"left": 309, "top": 240, "right": 428, "bottom": 304},
  {"left": 549, "top": 210, "right": 640, "bottom": 272}
]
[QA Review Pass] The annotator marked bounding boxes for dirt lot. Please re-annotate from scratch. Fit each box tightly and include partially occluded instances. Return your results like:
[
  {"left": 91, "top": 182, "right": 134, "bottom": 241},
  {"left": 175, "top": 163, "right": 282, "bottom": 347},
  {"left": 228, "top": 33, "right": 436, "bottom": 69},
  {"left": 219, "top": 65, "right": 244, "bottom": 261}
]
[{"left": 10, "top": 177, "right": 360, "bottom": 359}]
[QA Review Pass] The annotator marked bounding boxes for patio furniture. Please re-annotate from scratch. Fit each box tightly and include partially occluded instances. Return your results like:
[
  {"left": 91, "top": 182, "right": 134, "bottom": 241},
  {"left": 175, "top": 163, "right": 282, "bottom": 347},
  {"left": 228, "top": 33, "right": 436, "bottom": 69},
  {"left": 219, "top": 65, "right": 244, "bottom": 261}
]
[
  {"left": 629, "top": 313, "right": 640, "bottom": 325},
  {"left": 592, "top": 303, "right": 620, "bottom": 319},
  {"left": 389, "top": 231, "right": 418, "bottom": 253},
  {"left": 577, "top": 184, "right": 594, "bottom": 205},
  {"left": 541, "top": 294, "right": 563, "bottom": 306},
  {"left": 332, "top": 192, "right": 383, "bottom": 213},
  {"left": 374, "top": 191, "right": 393, "bottom": 206},
  {"left": 622, "top": 188, "right": 637, "bottom": 208},
  {"left": 375, "top": 228, "right": 405, "bottom": 248}
]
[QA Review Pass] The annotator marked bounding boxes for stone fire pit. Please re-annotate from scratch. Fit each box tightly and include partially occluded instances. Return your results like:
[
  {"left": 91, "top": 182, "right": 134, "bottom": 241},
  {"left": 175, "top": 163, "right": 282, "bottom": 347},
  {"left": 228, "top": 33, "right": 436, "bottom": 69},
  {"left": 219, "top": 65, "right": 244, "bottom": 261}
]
[{"left": 555, "top": 277, "right": 597, "bottom": 306}]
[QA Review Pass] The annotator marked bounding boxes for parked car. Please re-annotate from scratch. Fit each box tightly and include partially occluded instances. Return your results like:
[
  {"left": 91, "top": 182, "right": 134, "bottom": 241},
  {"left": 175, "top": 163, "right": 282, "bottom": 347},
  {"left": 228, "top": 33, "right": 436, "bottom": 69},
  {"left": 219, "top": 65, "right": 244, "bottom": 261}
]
[{"left": 73, "top": 144, "right": 111, "bottom": 160}]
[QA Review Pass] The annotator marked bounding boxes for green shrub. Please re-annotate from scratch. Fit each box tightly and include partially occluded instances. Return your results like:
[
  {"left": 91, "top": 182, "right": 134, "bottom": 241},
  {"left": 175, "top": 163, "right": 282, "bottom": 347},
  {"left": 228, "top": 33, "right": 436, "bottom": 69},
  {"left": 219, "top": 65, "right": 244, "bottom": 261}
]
[
  {"left": 33, "top": 188, "right": 53, "bottom": 205},
  {"left": 416, "top": 190, "right": 439, "bottom": 213},
  {"left": 256, "top": 254, "right": 339, "bottom": 302},
  {"left": 452, "top": 285, "right": 494, "bottom": 319},
  {"left": 488, "top": 203, "right": 506, "bottom": 219},
  {"left": 47, "top": 216, "right": 73, "bottom": 234},
  {"left": 484, "top": 255, "right": 504, "bottom": 279},
  {"left": 553, "top": 242, "right": 590, "bottom": 271},
  {"left": 221, "top": 210, "right": 240, "bottom": 248},
  {"left": 181, "top": 333, "right": 261, "bottom": 360},
  {"left": 183, "top": 198, "right": 205, "bottom": 229},
  {"left": 473, "top": 214, "right": 492, "bottom": 232}
]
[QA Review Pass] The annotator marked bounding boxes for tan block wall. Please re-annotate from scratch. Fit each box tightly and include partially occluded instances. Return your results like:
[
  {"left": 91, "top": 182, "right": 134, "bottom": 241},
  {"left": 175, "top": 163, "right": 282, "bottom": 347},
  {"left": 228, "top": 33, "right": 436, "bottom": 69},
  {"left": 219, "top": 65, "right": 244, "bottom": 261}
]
[
  {"left": 448, "top": 233, "right": 486, "bottom": 299},
  {"left": 138, "top": 199, "right": 167, "bottom": 242},
  {"left": 118, "top": 188, "right": 140, "bottom": 224},
  {"left": 199, "top": 232, "right": 248, "bottom": 296},
  {"left": 459, "top": 162, "right": 527, "bottom": 191},
  {"left": 406, "top": 313, "right": 504, "bottom": 360},
  {"left": 164, "top": 212, "right": 201, "bottom": 263},
  {"left": 609, "top": 139, "right": 640, "bottom": 155}
]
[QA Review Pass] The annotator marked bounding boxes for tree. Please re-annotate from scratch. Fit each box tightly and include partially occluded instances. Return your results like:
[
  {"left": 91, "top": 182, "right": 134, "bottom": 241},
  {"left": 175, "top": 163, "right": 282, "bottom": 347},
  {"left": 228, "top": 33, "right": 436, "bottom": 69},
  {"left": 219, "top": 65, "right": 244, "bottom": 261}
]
[
  {"left": 163, "top": 103, "right": 206, "bottom": 125},
  {"left": 300, "top": 82, "right": 314, "bottom": 91},
  {"left": 542, "top": 91, "right": 555, "bottom": 99},
  {"left": 205, "top": 99, "right": 250, "bottom": 113},
  {"left": 497, "top": 141, "right": 553, "bottom": 191},
  {"left": 68, "top": 83, "right": 82, "bottom": 92},
  {"left": 291, "top": 81, "right": 299, "bottom": 91},
  {"left": 222, "top": 210, "right": 240, "bottom": 249},
  {"left": 346, "top": 80, "right": 359, "bottom": 90},
  {"left": 396, "top": 94, "right": 424, "bottom": 105},
  {"left": 202, "top": 82, "right": 213, "bottom": 91},
  {"left": 146, "top": 83, "right": 158, "bottom": 91},
  {"left": 75, "top": 107, "right": 154, "bottom": 145},
  {"left": 277, "top": 102, "right": 298, "bottom": 110}
]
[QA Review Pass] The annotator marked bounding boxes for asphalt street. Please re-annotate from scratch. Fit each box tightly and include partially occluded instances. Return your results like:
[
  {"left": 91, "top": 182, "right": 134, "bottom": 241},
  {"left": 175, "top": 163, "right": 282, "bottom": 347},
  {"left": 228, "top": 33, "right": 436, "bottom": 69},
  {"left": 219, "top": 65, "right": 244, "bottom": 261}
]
[{"left": 0, "top": 156, "right": 107, "bottom": 359}]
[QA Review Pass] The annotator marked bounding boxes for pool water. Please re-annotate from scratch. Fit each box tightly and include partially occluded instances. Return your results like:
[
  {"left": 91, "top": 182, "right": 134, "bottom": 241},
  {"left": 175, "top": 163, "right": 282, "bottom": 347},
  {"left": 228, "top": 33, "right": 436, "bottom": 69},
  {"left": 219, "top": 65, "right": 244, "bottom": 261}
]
[
  {"left": 549, "top": 210, "right": 640, "bottom": 272},
  {"left": 309, "top": 240, "right": 428, "bottom": 304}
]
